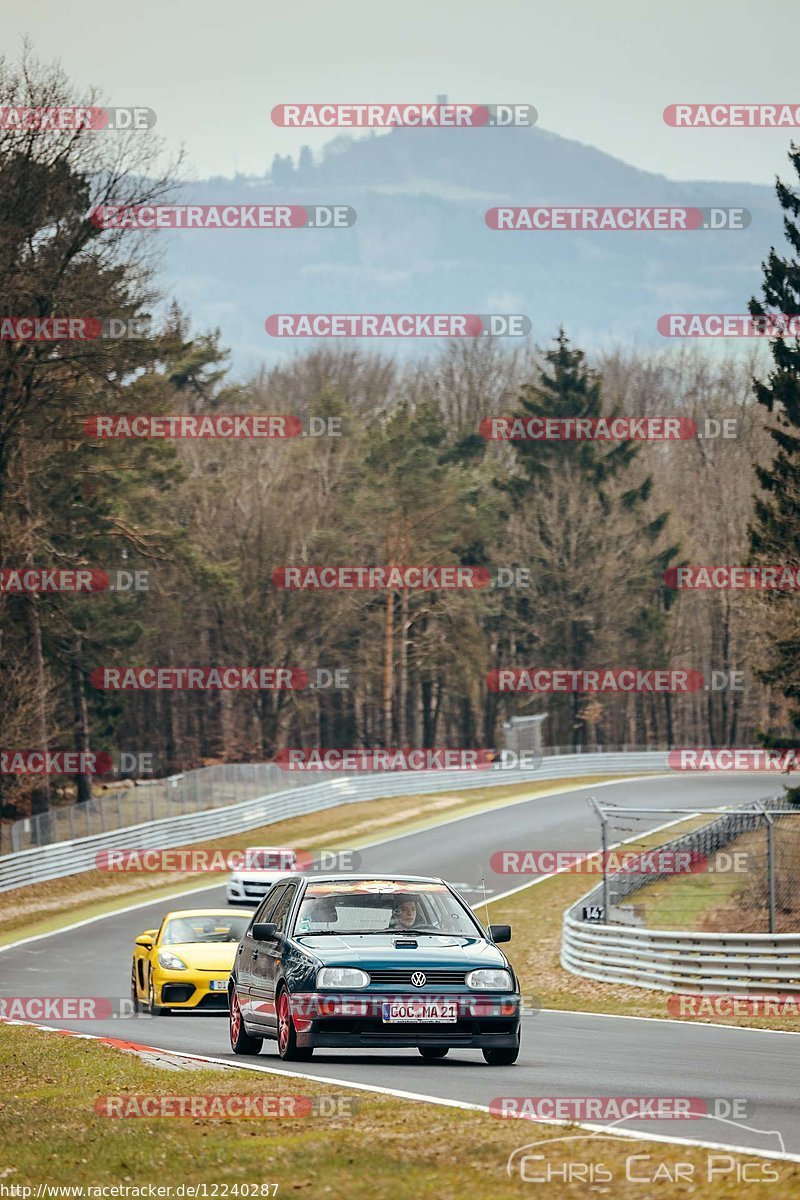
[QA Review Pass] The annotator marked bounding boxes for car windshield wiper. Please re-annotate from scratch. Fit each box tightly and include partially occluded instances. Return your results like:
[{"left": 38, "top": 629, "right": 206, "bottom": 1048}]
[
  {"left": 394, "top": 928, "right": 448, "bottom": 936},
  {"left": 294, "top": 929, "right": 397, "bottom": 937}
]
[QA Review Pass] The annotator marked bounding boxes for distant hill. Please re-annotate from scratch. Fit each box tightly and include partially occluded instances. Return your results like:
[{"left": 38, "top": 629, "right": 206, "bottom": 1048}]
[{"left": 157, "top": 124, "right": 781, "bottom": 372}]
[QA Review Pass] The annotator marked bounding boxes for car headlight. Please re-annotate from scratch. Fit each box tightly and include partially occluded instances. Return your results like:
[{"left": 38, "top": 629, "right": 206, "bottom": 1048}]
[
  {"left": 158, "top": 950, "right": 188, "bottom": 970},
  {"left": 316, "top": 967, "right": 370, "bottom": 989},
  {"left": 466, "top": 968, "right": 513, "bottom": 990}
]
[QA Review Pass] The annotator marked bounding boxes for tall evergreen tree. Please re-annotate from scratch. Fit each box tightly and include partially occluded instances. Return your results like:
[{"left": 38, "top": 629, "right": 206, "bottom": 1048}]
[
  {"left": 749, "top": 144, "right": 800, "bottom": 742},
  {"left": 495, "top": 332, "right": 679, "bottom": 746}
]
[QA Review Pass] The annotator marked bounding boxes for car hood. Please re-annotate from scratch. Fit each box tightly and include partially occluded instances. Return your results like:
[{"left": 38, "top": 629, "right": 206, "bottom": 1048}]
[
  {"left": 293, "top": 934, "right": 509, "bottom": 970},
  {"left": 164, "top": 943, "right": 238, "bottom": 970}
]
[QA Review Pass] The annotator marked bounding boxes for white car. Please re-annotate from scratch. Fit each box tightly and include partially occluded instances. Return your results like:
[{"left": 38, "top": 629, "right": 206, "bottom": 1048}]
[{"left": 225, "top": 846, "right": 297, "bottom": 906}]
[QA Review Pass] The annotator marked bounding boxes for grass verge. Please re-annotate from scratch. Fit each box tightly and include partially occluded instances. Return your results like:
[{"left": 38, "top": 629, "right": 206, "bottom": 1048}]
[
  {"left": 0, "top": 1022, "right": 795, "bottom": 1197},
  {"left": 0, "top": 775, "right": 622, "bottom": 945},
  {"left": 634, "top": 818, "right": 800, "bottom": 935}
]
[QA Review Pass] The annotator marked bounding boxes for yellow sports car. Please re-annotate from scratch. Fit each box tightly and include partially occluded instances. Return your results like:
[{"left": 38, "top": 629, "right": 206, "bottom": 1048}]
[{"left": 131, "top": 909, "right": 250, "bottom": 1014}]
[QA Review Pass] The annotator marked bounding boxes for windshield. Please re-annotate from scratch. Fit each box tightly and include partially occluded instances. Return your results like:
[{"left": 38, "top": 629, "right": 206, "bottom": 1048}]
[
  {"left": 293, "top": 880, "right": 481, "bottom": 937},
  {"left": 162, "top": 914, "right": 250, "bottom": 944}
]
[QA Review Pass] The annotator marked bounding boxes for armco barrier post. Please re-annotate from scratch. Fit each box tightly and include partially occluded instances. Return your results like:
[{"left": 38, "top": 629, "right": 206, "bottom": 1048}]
[{"left": 589, "top": 795, "right": 610, "bottom": 922}]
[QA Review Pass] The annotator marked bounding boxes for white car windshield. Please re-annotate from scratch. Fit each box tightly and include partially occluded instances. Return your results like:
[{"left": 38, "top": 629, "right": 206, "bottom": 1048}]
[{"left": 293, "top": 881, "right": 480, "bottom": 937}]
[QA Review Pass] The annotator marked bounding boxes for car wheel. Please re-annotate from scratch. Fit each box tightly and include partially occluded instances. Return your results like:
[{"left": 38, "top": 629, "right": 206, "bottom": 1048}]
[
  {"left": 148, "top": 973, "right": 168, "bottom": 1017},
  {"left": 482, "top": 1044, "right": 520, "bottom": 1066},
  {"left": 229, "top": 989, "right": 263, "bottom": 1055},
  {"left": 130, "top": 964, "right": 141, "bottom": 1014},
  {"left": 276, "top": 987, "right": 313, "bottom": 1061},
  {"left": 418, "top": 1046, "right": 449, "bottom": 1060}
]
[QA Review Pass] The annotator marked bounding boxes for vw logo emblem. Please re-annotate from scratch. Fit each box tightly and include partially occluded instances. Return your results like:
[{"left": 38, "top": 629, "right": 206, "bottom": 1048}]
[{"left": 411, "top": 971, "right": 426, "bottom": 988}]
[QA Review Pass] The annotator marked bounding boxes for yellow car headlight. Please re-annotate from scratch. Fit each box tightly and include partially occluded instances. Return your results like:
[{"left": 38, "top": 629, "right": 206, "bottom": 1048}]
[{"left": 158, "top": 950, "right": 188, "bottom": 970}]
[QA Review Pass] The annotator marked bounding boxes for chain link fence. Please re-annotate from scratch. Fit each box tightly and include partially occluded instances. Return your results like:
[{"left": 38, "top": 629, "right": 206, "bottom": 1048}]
[
  {"left": 0, "top": 763, "right": 305, "bottom": 855},
  {"left": 588, "top": 796, "right": 800, "bottom": 934}
]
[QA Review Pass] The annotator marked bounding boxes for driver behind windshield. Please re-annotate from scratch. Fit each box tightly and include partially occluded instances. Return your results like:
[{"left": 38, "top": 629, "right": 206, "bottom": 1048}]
[{"left": 389, "top": 894, "right": 418, "bottom": 930}]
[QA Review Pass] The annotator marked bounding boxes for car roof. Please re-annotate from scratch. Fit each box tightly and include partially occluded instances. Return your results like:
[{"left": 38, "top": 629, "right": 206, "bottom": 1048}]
[{"left": 290, "top": 874, "right": 447, "bottom": 885}]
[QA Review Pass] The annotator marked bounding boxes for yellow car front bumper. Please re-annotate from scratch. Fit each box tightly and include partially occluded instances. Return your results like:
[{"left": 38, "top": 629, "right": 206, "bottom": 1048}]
[{"left": 152, "top": 966, "right": 231, "bottom": 1010}]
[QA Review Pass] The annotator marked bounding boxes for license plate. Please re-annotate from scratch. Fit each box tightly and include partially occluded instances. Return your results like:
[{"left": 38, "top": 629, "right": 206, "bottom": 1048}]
[
  {"left": 382, "top": 1001, "right": 458, "bottom": 1023},
  {"left": 209, "top": 980, "right": 228, "bottom": 991}
]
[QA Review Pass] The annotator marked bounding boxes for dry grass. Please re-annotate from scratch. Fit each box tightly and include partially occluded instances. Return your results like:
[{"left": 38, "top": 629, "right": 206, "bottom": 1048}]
[{"left": 0, "top": 1022, "right": 795, "bottom": 1197}]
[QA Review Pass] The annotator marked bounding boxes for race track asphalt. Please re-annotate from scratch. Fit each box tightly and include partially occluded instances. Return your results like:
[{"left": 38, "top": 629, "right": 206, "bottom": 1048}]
[{"left": 2, "top": 774, "right": 798, "bottom": 1158}]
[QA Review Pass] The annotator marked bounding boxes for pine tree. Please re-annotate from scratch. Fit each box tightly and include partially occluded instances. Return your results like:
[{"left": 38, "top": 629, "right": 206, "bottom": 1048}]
[
  {"left": 749, "top": 144, "right": 800, "bottom": 743},
  {"left": 496, "top": 332, "right": 679, "bottom": 747}
]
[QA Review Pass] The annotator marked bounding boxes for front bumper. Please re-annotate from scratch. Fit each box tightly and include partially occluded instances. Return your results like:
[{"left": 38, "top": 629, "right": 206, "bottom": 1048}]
[
  {"left": 153, "top": 969, "right": 231, "bottom": 1010},
  {"left": 226, "top": 877, "right": 271, "bottom": 906},
  {"left": 288, "top": 991, "right": 521, "bottom": 1048}
]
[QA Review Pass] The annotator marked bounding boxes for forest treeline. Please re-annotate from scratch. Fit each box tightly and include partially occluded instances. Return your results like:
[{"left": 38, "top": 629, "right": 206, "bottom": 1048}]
[{"left": 1, "top": 51, "right": 796, "bottom": 824}]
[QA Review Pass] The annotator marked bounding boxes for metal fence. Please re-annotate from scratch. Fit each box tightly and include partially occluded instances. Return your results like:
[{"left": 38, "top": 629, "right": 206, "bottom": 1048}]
[
  {"left": 587, "top": 796, "right": 799, "bottom": 934},
  {"left": 0, "top": 750, "right": 670, "bottom": 892},
  {"left": 1, "top": 763, "right": 307, "bottom": 856},
  {"left": 562, "top": 797, "right": 800, "bottom": 993},
  {"left": 0, "top": 743, "right": 668, "bottom": 856}
]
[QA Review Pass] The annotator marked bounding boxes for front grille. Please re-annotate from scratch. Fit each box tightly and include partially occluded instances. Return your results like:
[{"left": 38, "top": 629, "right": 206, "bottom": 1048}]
[
  {"left": 196, "top": 993, "right": 229, "bottom": 1010},
  {"left": 243, "top": 882, "right": 270, "bottom": 896},
  {"left": 367, "top": 969, "right": 467, "bottom": 987},
  {"left": 161, "top": 983, "right": 196, "bottom": 1003}
]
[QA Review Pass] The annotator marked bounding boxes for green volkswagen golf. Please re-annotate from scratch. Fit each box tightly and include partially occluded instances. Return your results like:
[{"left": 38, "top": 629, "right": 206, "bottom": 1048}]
[{"left": 229, "top": 874, "right": 521, "bottom": 1065}]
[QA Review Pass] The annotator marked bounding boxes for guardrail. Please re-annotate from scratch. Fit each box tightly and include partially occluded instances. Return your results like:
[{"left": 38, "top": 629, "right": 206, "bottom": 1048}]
[
  {"left": 1, "top": 743, "right": 671, "bottom": 855},
  {"left": 0, "top": 750, "right": 668, "bottom": 893},
  {"left": 561, "top": 922, "right": 800, "bottom": 996},
  {"left": 561, "top": 797, "right": 800, "bottom": 995}
]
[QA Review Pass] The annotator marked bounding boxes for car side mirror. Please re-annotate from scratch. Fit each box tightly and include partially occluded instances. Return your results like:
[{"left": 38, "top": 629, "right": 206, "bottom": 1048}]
[
  {"left": 135, "top": 933, "right": 155, "bottom": 949},
  {"left": 490, "top": 924, "right": 511, "bottom": 943},
  {"left": 252, "top": 921, "right": 278, "bottom": 941}
]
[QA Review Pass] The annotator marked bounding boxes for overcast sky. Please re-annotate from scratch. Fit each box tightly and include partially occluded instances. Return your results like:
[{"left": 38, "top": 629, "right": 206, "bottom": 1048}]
[{"left": 4, "top": 0, "right": 798, "bottom": 184}]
